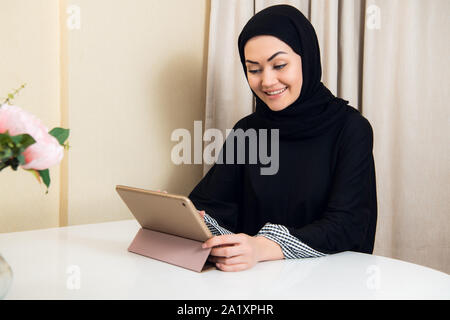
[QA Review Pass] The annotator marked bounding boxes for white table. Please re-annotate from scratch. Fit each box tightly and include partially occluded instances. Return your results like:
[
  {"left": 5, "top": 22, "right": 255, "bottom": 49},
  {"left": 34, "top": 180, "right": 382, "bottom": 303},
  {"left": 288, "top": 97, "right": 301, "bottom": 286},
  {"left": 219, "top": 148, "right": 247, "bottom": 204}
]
[{"left": 0, "top": 219, "right": 449, "bottom": 300}]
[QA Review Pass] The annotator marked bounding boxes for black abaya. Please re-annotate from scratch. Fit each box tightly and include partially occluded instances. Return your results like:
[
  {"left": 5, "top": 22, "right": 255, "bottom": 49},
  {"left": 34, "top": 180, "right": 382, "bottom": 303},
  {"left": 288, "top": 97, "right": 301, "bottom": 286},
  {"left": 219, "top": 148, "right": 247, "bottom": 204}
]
[{"left": 189, "top": 5, "right": 377, "bottom": 255}]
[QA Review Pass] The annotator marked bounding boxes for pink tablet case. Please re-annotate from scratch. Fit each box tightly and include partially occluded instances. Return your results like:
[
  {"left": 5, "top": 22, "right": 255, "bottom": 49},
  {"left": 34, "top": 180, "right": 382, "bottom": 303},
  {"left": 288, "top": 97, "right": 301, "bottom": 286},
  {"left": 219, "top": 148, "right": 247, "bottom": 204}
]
[{"left": 128, "top": 227, "right": 212, "bottom": 273}]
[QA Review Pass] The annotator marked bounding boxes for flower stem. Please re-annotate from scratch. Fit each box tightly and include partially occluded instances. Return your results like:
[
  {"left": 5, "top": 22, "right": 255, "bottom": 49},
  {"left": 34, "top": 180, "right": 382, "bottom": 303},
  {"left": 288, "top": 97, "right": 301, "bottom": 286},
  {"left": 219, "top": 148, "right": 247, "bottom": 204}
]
[{"left": 1, "top": 83, "right": 26, "bottom": 105}]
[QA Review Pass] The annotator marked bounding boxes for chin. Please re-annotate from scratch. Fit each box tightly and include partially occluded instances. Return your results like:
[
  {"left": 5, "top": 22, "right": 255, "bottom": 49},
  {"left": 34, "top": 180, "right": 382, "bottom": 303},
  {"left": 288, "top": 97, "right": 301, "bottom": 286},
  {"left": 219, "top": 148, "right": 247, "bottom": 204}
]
[{"left": 266, "top": 102, "right": 289, "bottom": 111}]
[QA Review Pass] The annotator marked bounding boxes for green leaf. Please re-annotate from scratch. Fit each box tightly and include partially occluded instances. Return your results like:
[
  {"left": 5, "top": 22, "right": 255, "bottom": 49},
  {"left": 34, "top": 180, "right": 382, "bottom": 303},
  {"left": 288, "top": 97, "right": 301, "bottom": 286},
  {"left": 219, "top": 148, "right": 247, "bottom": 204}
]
[
  {"left": 17, "top": 154, "right": 25, "bottom": 165},
  {"left": 0, "top": 133, "right": 13, "bottom": 151},
  {"left": 9, "top": 157, "right": 20, "bottom": 170},
  {"left": 0, "top": 132, "right": 11, "bottom": 142},
  {"left": 38, "top": 169, "right": 51, "bottom": 193},
  {"left": 10, "top": 133, "right": 36, "bottom": 149},
  {"left": 0, "top": 148, "right": 12, "bottom": 160},
  {"left": 0, "top": 161, "right": 8, "bottom": 172},
  {"left": 0, "top": 133, "right": 15, "bottom": 161},
  {"left": 49, "top": 127, "right": 70, "bottom": 146}
]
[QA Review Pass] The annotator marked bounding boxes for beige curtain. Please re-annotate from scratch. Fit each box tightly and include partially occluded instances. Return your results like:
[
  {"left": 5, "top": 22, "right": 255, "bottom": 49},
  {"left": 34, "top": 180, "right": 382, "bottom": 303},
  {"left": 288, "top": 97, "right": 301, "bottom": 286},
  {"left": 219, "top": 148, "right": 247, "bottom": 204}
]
[
  {"left": 205, "top": 0, "right": 450, "bottom": 273},
  {"left": 203, "top": 0, "right": 254, "bottom": 175}
]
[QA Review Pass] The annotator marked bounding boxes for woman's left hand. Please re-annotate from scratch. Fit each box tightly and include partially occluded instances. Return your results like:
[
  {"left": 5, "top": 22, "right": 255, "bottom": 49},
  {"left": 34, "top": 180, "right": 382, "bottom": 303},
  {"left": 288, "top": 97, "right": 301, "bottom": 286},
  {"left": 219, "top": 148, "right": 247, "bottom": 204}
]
[{"left": 202, "top": 233, "right": 283, "bottom": 272}]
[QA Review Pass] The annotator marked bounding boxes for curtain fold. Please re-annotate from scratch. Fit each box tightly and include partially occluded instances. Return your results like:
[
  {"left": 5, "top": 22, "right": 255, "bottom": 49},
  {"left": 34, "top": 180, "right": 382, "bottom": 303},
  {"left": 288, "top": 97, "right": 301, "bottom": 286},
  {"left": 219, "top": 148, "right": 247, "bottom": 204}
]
[
  {"left": 361, "top": 0, "right": 450, "bottom": 273},
  {"left": 203, "top": 0, "right": 255, "bottom": 174}
]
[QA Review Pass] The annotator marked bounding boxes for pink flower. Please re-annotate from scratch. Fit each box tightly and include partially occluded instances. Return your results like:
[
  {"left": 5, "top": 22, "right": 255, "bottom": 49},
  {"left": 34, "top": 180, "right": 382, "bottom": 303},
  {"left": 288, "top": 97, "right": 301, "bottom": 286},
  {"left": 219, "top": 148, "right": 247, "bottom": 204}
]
[{"left": 0, "top": 104, "right": 63, "bottom": 170}]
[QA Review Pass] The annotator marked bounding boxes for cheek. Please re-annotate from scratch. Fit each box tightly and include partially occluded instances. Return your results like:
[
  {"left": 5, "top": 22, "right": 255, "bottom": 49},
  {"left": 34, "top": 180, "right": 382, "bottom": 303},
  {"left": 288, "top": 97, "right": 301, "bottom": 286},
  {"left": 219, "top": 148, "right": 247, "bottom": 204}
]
[
  {"left": 285, "top": 72, "right": 302, "bottom": 97},
  {"left": 247, "top": 74, "right": 258, "bottom": 91},
  {"left": 247, "top": 76, "right": 261, "bottom": 93}
]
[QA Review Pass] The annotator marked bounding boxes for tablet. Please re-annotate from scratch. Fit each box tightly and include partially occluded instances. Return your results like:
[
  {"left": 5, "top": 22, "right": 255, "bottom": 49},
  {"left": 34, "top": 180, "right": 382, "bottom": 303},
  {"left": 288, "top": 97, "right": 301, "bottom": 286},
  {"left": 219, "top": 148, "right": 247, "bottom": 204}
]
[{"left": 116, "top": 185, "right": 213, "bottom": 242}]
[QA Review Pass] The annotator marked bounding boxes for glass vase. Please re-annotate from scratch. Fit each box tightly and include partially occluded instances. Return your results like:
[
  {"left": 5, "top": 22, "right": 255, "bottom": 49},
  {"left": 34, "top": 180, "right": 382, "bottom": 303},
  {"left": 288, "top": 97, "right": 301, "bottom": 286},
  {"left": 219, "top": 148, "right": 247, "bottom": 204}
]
[{"left": 0, "top": 254, "right": 13, "bottom": 299}]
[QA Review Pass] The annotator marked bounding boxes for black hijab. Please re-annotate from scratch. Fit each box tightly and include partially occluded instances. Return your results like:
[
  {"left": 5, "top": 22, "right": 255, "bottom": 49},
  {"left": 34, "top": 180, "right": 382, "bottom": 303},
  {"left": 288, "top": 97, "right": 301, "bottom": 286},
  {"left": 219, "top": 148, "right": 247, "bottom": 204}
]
[{"left": 238, "top": 4, "right": 351, "bottom": 140}]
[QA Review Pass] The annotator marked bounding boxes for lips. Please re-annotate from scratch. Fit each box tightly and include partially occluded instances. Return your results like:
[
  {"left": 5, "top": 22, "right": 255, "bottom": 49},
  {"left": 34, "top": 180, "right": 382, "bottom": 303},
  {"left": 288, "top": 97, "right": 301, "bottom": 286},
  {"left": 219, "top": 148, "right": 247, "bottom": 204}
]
[{"left": 264, "top": 87, "right": 287, "bottom": 96}]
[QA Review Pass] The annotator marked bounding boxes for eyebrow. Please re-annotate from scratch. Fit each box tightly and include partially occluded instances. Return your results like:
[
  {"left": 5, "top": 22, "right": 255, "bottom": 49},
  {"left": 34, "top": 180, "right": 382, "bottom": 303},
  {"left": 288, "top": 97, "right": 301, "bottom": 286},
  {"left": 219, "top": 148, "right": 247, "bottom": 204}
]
[{"left": 245, "top": 51, "right": 287, "bottom": 64}]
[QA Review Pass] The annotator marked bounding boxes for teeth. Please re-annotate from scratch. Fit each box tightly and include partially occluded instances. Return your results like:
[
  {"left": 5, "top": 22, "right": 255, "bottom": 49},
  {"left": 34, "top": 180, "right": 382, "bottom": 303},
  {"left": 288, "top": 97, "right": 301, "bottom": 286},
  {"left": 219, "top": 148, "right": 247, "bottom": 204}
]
[{"left": 266, "top": 87, "right": 287, "bottom": 95}]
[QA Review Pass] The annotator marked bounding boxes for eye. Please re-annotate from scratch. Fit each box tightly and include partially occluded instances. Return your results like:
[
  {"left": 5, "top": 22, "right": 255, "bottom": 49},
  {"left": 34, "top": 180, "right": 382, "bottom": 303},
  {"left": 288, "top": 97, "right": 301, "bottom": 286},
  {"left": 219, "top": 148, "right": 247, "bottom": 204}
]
[
  {"left": 274, "top": 63, "right": 287, "bottom": 70},
  {"left": 248, "top": 69, "right": 261, "bottom": 74}
]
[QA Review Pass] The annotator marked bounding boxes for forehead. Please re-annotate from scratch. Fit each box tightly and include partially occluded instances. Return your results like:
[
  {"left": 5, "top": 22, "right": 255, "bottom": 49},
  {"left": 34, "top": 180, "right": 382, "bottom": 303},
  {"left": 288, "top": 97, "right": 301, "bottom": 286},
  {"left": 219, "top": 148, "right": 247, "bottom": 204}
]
[{"left": 244, "top": 35, "right": 294, "bottom": 59}]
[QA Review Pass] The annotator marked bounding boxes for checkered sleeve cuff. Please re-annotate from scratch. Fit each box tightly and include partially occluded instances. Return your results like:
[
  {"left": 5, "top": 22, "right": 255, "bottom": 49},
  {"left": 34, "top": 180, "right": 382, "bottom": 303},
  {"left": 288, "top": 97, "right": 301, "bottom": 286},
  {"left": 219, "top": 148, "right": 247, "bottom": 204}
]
[
  {"left": 203, "top": 213, "right": 234, "bottom": 236},
  {"left": 257, "top": 223, "right": 326, "bottom": 259}
]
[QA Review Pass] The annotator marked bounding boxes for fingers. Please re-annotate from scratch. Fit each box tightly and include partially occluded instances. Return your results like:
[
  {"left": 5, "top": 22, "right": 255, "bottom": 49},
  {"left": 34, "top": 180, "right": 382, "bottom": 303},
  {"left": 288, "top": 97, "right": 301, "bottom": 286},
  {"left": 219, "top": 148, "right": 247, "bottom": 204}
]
[
  {"left": 203, "top": 234, "right": 246, "bottom": 258},
  {"left": 216, "top": 263, "right": 249, "bottom": 272},
  {"left": 208, "top": 251, "right": 252, "bottom": 272},
  {"left": 208, "top": 255, "right": 244, "bottom": 265},
  {"left": 198, "top": 210, "right": 205, "bottom": 218},
  {"left": 202, "top": 234, "right": 243, "bottom": 249},
  {"left": 203, "top": 234, "right": 256, "bottom": 272},
  {"left": 211, "top": 244, "right": 245, "bottom": 258}
]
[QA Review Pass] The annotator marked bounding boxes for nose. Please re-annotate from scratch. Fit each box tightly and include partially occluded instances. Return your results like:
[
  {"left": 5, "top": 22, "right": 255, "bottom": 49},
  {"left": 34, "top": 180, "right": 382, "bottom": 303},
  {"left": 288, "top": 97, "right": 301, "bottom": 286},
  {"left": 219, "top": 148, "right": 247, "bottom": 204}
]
[{"left": 261, "top": 69, "right": 278, "bottom": 88}]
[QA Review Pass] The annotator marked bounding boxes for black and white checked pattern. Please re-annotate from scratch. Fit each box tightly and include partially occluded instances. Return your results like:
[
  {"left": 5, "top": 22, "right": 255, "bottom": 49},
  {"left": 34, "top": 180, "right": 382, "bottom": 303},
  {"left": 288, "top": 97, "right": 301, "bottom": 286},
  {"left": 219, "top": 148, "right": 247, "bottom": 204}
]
[
  {"left": 203, "top": 213, "right": 234, "bottom": 236},
  {"left": 203, "top": 213, "right": 326, "bottom": 259},
  {"left": 256, "top": 223, "right": 326, "bottom": 258}
]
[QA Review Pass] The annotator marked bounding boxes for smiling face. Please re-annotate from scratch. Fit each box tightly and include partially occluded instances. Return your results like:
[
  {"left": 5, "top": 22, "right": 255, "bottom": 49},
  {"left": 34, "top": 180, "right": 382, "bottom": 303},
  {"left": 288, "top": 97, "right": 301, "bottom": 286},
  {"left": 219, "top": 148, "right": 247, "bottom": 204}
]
[{"left": 244, "top": 35, "right": 303, "bottom": 111}]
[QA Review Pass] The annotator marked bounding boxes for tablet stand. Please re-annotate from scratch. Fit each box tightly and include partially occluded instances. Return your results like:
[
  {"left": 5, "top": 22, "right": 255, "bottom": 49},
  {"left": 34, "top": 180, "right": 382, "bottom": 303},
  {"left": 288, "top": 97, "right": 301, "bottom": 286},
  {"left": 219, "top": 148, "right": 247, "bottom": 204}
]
[{"left": 128, "top": 227, "right": 212, "bottom": 272}]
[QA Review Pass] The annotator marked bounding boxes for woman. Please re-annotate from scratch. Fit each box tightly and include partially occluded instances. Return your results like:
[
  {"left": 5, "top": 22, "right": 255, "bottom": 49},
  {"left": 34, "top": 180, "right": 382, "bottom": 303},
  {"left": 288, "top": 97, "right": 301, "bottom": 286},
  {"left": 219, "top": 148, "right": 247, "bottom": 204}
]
[{"left": 189, "top": 4, "right": 377, "bottom": 272}]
